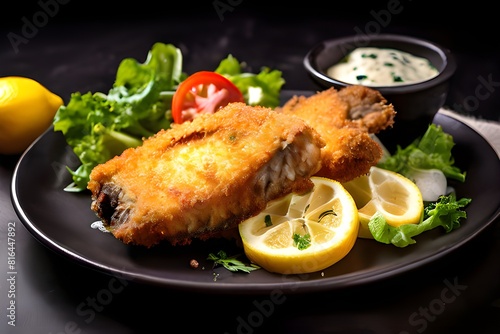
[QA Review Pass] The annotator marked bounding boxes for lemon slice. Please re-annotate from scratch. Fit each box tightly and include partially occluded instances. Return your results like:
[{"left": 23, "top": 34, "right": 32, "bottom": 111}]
[
  {"left": 343, "top": 166, "right": 424, "bottom": 239},
  {"left": 238, "top": 177, "right": 359, "bottom": 274}
]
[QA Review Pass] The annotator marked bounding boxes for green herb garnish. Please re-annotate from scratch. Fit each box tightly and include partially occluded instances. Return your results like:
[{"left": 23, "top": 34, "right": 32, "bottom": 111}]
[
  {"left": 207, "top": 250, "right": 260, "bottom": 273},
  {"left": 264, "top": 214, "right": 273, "bottom": 227},
  {"left": 392, "top": 75, "right": 403, "bottom": 82},
  {"left": 292, "top": 233, "right": 311, "bottom": 250}
]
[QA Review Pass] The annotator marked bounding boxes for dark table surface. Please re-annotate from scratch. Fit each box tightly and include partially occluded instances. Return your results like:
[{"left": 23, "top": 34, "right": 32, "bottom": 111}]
[{"left": 1, "top": 2, "right": 500, "bottom": 333}]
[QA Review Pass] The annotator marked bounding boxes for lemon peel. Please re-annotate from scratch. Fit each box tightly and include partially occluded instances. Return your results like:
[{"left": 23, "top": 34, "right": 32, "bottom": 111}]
[
  {"left": 0, "top": 76, "right": 63, "bottom": 155},
  {"left": 238, "top": 177, "right": 359, "bottom": 275},
  {"left": 343, "top": 166, "right": 424, "bottom": 239}
]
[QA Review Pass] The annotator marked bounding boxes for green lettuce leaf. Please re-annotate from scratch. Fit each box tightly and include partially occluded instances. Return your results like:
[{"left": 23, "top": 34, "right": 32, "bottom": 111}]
[
  {"left": 378, "top": 123, "right": 466, "bottom": 182},
  {"left": 215, "top": 54, "right": 285, "bottom": 108},
  {"left": 54, "top": 46, "right": 285, "bottom": 193},
  {"left": 53, "top": 43, "right": 183, "bottom": 191},
  {"left": 368, "top": 193, "right": 472, "bottom": 247}
]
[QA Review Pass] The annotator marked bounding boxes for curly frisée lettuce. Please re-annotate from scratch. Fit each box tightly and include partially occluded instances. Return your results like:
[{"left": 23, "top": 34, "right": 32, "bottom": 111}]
[
  {"left": 53, "top": 43, "right": 285, "bottom": 192},
  {"left": 369, "top": 194, "right": 472, "bottom": 247}
]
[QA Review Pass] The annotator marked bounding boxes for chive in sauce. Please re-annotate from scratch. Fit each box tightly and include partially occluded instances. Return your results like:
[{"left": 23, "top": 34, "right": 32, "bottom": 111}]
[{"left": 327, "top": 47, "right": 439, "bottom": 86}]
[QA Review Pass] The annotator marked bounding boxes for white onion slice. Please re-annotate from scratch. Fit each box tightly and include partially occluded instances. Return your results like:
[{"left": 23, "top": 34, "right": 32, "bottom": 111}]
[{"left": 407, "top": 167, "right": 447, "bottom": 202}]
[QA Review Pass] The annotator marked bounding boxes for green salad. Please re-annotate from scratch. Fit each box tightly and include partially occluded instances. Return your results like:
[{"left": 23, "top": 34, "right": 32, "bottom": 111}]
[
  {"left": 53, "top": 42, "right": 285, "bottom": 192},
  {"left": 371, "top": 124, "right": 472, "bottom": 247}
]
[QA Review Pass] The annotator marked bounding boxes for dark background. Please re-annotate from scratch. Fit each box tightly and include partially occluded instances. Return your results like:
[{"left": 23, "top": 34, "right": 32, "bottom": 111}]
[
  {"left": 1, "top": 2, "right": 499, "bottom": 334},
  {"left": 0, "top": 0, "right": 499, "bottom": 121}
]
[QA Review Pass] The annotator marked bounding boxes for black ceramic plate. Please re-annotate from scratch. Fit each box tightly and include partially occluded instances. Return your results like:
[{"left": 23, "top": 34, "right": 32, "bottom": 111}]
[{"left": 11, "top": 91, "right": 500, "bottom": 295}]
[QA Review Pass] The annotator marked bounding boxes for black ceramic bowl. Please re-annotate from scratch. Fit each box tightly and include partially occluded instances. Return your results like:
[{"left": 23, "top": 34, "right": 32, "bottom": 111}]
[{"left": 304, "top": 34, "right": 456, "bottom": 150}]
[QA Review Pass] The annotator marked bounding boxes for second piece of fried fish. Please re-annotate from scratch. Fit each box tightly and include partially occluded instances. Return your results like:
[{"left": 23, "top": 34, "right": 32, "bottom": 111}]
[
  {"left": 88, "top": 102, "right": 325, "bottom": 248},
  {"left": 278, "top": 86, "right": 396, "bottom": 183}
]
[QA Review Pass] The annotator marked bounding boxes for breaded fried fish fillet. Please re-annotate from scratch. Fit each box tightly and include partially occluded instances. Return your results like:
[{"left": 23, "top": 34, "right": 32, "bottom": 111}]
[
  {"left": 88, "top": 102, "right": 325, "bottom": 248},
  {"left": 278, "top": 86, "right": 396, "bottom": 183}
]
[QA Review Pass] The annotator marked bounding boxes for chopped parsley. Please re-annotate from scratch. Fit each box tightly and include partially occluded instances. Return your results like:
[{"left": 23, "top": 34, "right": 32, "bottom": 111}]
[
  {"left": 362, "top": 53, "right": 378, "bottom": 59},
  {"left": 293, "top": 233, "right": 311, "bottom": 250},
  {"left": 392, "top": 74, "right": 403, "bottom": 82},
  {"left": 264, "top": 214, "right": 273, "bottom": 227}
]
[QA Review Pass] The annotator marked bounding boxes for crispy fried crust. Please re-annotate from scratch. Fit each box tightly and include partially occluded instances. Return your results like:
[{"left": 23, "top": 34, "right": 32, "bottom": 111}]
[
  {"left": 88, "top": 102, "right": 325, "bottom": 247},
  {"left": 337, "top": 85, "right": 396, "bottom": 133},
  {"left": 277, "top": 86, "right": 396, "bottom": 182}
]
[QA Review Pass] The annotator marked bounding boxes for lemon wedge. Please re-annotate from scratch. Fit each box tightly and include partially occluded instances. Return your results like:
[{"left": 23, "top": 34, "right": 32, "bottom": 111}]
[
  {"left": 343, "top": 166, "right": 424, "bottom": 239},
  {"left": 238, "top": 176, "right": 359, "bottom": 274}
]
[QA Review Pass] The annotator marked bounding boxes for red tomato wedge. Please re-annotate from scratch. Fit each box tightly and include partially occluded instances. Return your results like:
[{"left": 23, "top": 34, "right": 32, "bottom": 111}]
[{"left": 172, "top": 71, "right": 245, "bottom": 124}]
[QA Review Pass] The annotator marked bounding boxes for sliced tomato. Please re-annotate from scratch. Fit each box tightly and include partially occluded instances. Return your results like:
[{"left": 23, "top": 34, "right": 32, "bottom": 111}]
[{"left": 172, "top": 71, "right": 245, "bottom": 124}]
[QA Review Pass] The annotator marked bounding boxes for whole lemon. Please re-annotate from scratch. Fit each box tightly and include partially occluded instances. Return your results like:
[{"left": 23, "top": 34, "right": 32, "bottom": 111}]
[{"left": 0, "top": 76, "right": 63, "bottom": 155}]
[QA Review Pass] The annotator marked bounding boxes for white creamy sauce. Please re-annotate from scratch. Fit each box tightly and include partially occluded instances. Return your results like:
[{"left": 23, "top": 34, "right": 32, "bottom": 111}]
[
  {"left": 327, "top": 47, "right": 439, "bottom": 86},
  {"left": 91, "top": 220, "right": 110, "bottom": 233}
]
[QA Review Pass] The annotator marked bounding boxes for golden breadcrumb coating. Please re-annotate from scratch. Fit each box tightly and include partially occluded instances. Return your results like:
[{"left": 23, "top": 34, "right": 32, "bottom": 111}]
[
  {"left": 88, "top": 102, "right": 325, "bottom": 247},
  {"left": 277, "top": 86, "right": 396, "bottom": 182}
]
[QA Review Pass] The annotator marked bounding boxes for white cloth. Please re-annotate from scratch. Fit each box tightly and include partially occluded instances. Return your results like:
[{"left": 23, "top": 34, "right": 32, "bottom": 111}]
[{"left": 438, "top": 108, "right": 500, "bottom": 159}]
